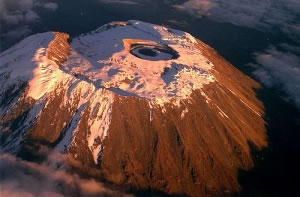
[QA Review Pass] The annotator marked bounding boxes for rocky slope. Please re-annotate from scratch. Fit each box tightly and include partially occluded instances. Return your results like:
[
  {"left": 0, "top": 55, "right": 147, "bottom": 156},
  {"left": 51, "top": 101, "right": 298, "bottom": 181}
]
[{"left": 0, "top": 21, "right": 267, "bottom": 197}]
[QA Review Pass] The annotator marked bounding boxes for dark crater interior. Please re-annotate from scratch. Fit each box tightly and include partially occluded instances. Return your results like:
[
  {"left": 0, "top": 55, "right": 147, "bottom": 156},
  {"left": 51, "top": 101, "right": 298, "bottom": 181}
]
[
  {"left": 130, "top": 43, "right": 179, "bottom": 61},
  {"left": 138, "top": 48, "right": 158, "bottom": 57}
]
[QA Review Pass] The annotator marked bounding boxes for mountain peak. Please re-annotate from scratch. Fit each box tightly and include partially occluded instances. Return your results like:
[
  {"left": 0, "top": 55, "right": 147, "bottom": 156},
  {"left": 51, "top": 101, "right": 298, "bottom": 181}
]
[
  {"left": 0, "top": 20, "right": 267, "bottom": 197},
  {"left": 61, "top": 20, "right": 215, "bottom": 106}
]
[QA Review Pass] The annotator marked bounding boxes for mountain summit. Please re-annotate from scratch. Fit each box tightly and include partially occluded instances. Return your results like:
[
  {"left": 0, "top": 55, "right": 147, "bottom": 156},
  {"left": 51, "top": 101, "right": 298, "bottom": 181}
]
[{"left": 0, "top": 21, "right": 267, "bottom": 196}]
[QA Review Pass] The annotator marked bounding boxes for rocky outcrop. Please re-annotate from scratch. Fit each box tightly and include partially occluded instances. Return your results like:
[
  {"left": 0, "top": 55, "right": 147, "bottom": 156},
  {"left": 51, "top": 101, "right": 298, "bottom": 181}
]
[{"left": 46, "top": 32, "right": 71, "bottom": 65}]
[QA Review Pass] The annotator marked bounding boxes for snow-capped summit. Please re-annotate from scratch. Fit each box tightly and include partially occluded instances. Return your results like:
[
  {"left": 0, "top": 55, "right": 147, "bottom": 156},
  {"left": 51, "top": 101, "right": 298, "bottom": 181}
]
[
  {"left": 0, "top": 21, "right": 267, "bottom": 197},
  {"left": 65, "top": 20, "right": 215, "bottom": 106}
]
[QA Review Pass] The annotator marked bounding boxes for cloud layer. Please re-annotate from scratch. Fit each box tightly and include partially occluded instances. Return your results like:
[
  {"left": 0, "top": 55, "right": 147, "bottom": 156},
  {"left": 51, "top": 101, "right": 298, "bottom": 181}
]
[
  {"left": 0, "top": 0, "right": 58, "bottom": 25},
  {"left": 175, "top": 0, "right": 300, "bottom": 33},
  {"left": 97, "top": 0, "right": 142, "bottom": 6},
  {"left": 0, "top": 0, "right": 58, "bottom": 48},
  {"left": 0, "top": 152, "right": 133, "bottom": 197},
  {"left": 251, "top": 46, "right": 300, "bottom": 107}
]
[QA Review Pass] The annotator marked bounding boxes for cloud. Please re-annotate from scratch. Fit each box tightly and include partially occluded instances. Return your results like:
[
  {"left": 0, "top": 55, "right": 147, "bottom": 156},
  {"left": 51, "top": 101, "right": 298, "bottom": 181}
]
[
  {"left": 174, "top": 0, "right": 216, "bottom": 17},
  {"left": 0, "top": 0, "right": 58, "bottom": 25},
  {"left": 0, "top": 0, "right": 58, "bottom": 46},
  {"left": 97, "top": 0, "right": 143, "bottom": 6},
  {"left": 42, "top": 2, "right": 58, "bottom": 11},
  {"left": 250, "top": 46, "right": 300, "bottom": 108},
  {"left": 0, "top": 151, "right": 134, "bottom": 197},
  {"left": 174, "top": 0, "right": 300, "bottom": 40}
]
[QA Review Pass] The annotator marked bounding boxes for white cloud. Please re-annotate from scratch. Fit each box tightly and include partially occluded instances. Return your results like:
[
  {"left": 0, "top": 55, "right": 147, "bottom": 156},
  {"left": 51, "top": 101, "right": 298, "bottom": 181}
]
[
  {"left": 174, "top": 0, "right": 216, "bottom": 17},
  {"left": 42, "top": 2, "right": 58, "bottom": 11},
  {"left": 0, "top": 151, "right": 134, "bottom": 197},
  {"left": 174, "top": 0, "right": 300, "bottom": 39},
  {"left": 24, "top": 10, "right": 40, "bottom": 22},
  {"left": 251, "top": 46, "right": 300, "bottom": 108},
  {"left": 97, "top": 0, "right": 143, "bottom": 6},
  {"left": 0, "top": 0, "right": 58, "bottom": 42},
  {"left": 0, "top": 0, "right": 59, "bottom": 24}
]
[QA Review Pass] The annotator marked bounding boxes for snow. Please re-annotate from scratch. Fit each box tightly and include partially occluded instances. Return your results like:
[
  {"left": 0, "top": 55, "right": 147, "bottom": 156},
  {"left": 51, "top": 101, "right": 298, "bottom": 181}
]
[
  {"left": 54, "top": 80, "right": 114, "bottom": 162},
  {"left": 0, "top": 33, "right": 55, "bottom": 81},
  {"left": 201, "top": 91, "right": 211, "bottom": 104},
  {"left": 63, "top": 20, "right": 216, "bottom": 107},
  {"left": 56, "top": 103, "right": 88, "bottom": 153},
  {"left": 181, "top": 108, "right": 189, "bottom": 119},
  {"left": 0, "top": 32, "right": 56, "bottom": 153},
  {"left": 28, "top": 47, "right": 68, "bottom": 100},
  {"left": 216, "top": 105, "right": 229, "bottom": 119},
  {"left": 239, "top": 98, "right": 261, "bottom": 117},
  {"left": 227, "top": 88, "right": 260, "bottom": 117},
  {"left": 0, "top": 32, "right": 56, "bottom": 115},
  {"left": 87, "top": 89, "right": 114, "bottom": 164},
  {"left": 0, "top": 99, "right": 46, "bottom": 154},
  {"left": 0, "top": 31, "right": 116, "bottom": 161},
  {"left": 149, "top": 102, "right": 154, "bottom": 122}
]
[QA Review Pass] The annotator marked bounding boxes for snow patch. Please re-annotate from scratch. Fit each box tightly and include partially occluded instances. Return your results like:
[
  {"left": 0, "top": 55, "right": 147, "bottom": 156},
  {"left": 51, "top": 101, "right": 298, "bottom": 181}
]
[
  {"left": 87, "top": 89, "right": 114, "bottom": 164},
  {"left": 201, "top": 91, "right": 211, "bottom": 104},
  {"left": 239, "top": 99, "right": 261, "bottom": 117},
  {"left": 216, "top": 105, "right": 229, "bottom": 119},
  {"left": 56, "top": 103, "right": 88, "bottom": 152},
  {"left": 149, "top": 102, "right": 154, "bottom": 122},
  {"left": 0, "top": 99, "right": 46, "bottom": 154},
  {"left": 28, "top": 47, "right": 66, "bottom": 100},
  {"left": 181, "top": 108, "right": 189, "bottom": 119}
]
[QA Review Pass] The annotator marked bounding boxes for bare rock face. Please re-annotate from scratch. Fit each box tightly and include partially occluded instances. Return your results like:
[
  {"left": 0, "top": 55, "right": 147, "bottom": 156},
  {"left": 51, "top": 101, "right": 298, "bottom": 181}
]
[{"left": 0, "top": 21, "right": 267, "bottom": 197}]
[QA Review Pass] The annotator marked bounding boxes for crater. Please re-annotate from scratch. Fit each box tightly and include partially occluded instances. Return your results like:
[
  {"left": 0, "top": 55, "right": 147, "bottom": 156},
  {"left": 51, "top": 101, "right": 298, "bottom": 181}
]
[{"left": 123, "top": 39, "right": 179, "bottom": 61}]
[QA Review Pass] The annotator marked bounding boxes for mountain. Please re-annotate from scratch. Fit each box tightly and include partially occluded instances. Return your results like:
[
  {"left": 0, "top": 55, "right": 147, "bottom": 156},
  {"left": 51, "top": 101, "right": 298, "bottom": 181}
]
[{"left": 0, "top": 21, "right": 267, "bottom": 197}]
